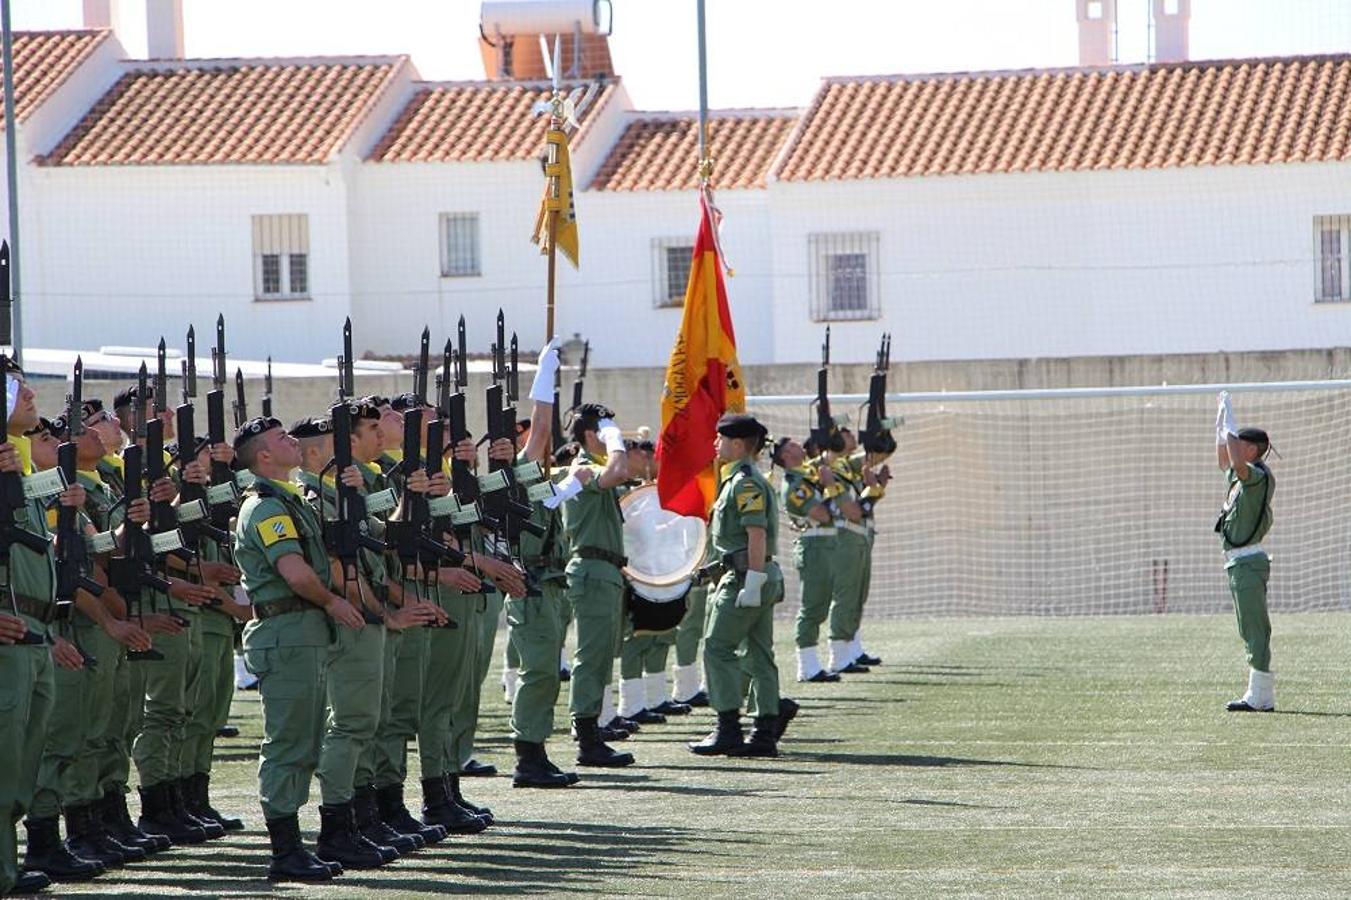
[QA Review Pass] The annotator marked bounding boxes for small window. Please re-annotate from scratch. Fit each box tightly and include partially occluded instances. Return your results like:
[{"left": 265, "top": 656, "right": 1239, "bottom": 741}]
[
  {"left": 440, "top": 213, "right": 481, "bottom": 277},
  {"left": 1315, "top": 215, "right": 1350, "bottom": 303},
  {"left": 652, "top": 238, "right": 694, "bottom": 308},
  {"left": 809, "top": 232, "right": 881, "bottom": 321},
  {"left": 252, "top": 214, "right": 310, "bottom": 301}
]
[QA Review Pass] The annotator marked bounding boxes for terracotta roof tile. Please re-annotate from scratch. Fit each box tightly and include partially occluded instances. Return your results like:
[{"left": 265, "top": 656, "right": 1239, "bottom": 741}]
[
  {"left": 589, "top": 111, "right": 797, "bottom": 191},
  {"left": 5, "top": 29, "right": 109, "bottom": 122},
  {"left": 368, "top": 80, "right": 616, "bottom": 163},
  {"left": 41, "top": 59, "right": 402, "bottom": 166},
  {"left": 775, "top": 55, "right": 1351, "bottom": 182}
]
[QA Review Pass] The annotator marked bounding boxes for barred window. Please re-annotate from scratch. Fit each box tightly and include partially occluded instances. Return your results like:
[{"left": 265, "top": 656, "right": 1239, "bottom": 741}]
[
  {"left": 652, "top": 238, "right": 694, "bottom": 308},
  {"left": 440, "top": 213, "right": 481, "bottom": 277},
  {"left": 1315, "top": 215, "right": 1348, "bottom": 303},
  {"left": 252, "top": 214, "right": 310, "bottom": 300},
  {"left": 809, "top": 232, "right": 880, "bottom": 321}
]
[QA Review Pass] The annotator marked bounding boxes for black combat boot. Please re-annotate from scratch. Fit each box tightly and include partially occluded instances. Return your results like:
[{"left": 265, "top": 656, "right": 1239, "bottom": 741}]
[
  {"left": 315, "top": 802, "right": 389, "bottom": 869},
  {"left": 64, "top": 803, "right": 141, "bottom": 867},
  {"left": 21, "top": 817, "right": 103, "bottom": 882},
  {"left": 264, "top": 814, "right": 334, "bottom": 882},
  {"left": 628, "top": 707, "right": 667, "bottom": 725},
  {"left": 683, "top": 689, "right": 710, "bottom": 707},
  {"left": 447, "top": 774, "right": 493, "bottom": 825},
  {"left": 573, "top": 716, "right": 636, "bottom": 767},
  {"left": 688, "top": 710, "right": 745, "bottom": 755},
  {"left": 776, "top": 697, "right": 800, "bottom": 741},
  {"left": 138, "top": 783, "right": 206, "bottom": 845},
  {"left": 13, "top": 867, "right": 52, "bottom": 893},
  {"left": 543, "top": 751, "right": 582, "bottom": 785},
  {"left": 512, "top": 740, "right": 574, "bottom": 788},
  {"left": 419, "top": 777, "right": 487, "bottom": 835},
  {"left": 100, "top": 789, "right": 169, "bottom": 853},
  {"left": 652, "top": 699, "right": 693, "bottom": 716},
  {"left": 376, "top": 783, "right": 446, "bottom": 845},
  {"left": 729, "top": 715, "right": 780, "bottom": 757},
  {"left": 460, "top": 758, "right": 497, "bottom": 777},
  {"left": 172, "top": 778, "right": 225, "bottom": 839},
  {"left": 355, "top": 784, "right": 421, "bottom": 853},
  {"left": 185, "top": 773, "right": 244, "bottom": 831}
]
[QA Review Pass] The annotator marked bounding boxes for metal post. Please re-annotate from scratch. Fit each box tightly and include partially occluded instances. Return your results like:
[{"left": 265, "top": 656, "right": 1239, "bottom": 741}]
[
  {"left": 696, "top": 0, "right": 709, "bottom": 165},
  {"left": 1, "top": 0, "right": 21, "bottom": 365}
]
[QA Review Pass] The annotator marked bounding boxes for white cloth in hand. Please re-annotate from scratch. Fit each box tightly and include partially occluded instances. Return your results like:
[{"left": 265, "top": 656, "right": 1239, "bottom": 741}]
[
  {"left": 529, "top": 337, "right": 562, "bottom": 404},
  {"left": 1219, "top": 391, "right": 1238, "bottom": 438},
  {"left": 597, "top": 420, "right": 625, "bottom": 456},
  {"left": 735, "top": 569, "right": 768, "bottom": 608},
  {"left": 542, "top": 472, "right": 582, "bottom": 509}
]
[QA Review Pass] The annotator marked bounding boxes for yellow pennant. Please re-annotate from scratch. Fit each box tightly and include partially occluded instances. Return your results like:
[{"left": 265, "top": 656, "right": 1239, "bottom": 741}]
[{"left": 532, "top": 128, "right": 579, "bottom": 268}]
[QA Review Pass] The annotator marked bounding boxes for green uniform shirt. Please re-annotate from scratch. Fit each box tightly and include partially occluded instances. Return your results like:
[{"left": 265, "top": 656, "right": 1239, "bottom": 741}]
[
  {"left": 96, "top": 454, "right": 126, "bottom": 497},
  {"left": 709, "top": 458, "right": 778, "bottom": 558},
  {"left": 1219, "top": 464, "right": 1274, "bottom": 551},
  {"left": 562, "top": 449, "right": 624, "bottom": 586},
  {"left": 237, "top": 473, "right": 332, "bottom": 647},
  {"left": 780, "top": 466, "right": 825, "bottom": 528},
  {"left": 77, "top": 469, "right": 123, "bottom": 532},
  {"left": 516, "top": 451, "right": 564, "bottom": 582}
]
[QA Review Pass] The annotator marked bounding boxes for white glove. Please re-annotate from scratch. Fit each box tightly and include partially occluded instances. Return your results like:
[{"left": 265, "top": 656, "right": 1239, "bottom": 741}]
[
  {"left": 735, "top": 569, "right": 768, "bottom": 608},
  {"left": 5, "top": 374, "right": 16, "bottom": 418},
  {"left": 597, "top": 418, "right": 625, "bottom": 456},
  {"left": 542, "top": 472, "right": 582, "bottom": 509},
  {"left": 529, "top": 337, "right": 562, "bottom": 404},
  {"left": 1218, "top": 391, "right": 1238, "bottom": 440}
]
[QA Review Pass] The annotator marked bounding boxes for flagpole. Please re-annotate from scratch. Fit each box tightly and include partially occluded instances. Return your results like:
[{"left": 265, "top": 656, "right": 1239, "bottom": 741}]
[
  {"left": 696, "top": 0, "right": 710, "bottom": 182},
  {"left": 2, "top": 0, "right": 22, "bottom": 364}
]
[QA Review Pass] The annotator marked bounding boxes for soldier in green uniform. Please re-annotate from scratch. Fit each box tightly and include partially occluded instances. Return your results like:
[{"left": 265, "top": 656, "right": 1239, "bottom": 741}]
[
  {"left": 81, "top": 399, "right": 126, "bottom": 496},
  {"left": 690, "top": 414, "right": 785, "bottom": 758},
  {"left": 557, "top": 402, "right": 634, "bottom": 767},
  {"left": 234, "top": 415, "right": 367, "bottom": 882},
  {"left": 1215, "top": 392, "right": 1276, "bottom": 712},
  {"left": 839, "top": 428, "right": 891, "bottom": 669},
  {"left": 770, "top": 436, "right": 840, "bottom": 683},
  {"left": 819, "top": 444, "right": 870, "bottom": 676},
  {"left": 2, "top": 367, "right": 96, "bottom": 894}
]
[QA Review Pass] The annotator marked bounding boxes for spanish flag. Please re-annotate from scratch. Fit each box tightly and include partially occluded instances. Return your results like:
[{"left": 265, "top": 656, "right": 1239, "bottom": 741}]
[
  {"left": 532, "top": 127, "right": 579, "bottom": 268},
  {"left": 656, "top": 189, "right": 746, "bottom": 517}
]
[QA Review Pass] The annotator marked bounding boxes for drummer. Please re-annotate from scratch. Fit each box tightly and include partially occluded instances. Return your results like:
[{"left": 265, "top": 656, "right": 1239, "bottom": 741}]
[{"left": 616, "top": 441, "right": 691, "bottom": 725}]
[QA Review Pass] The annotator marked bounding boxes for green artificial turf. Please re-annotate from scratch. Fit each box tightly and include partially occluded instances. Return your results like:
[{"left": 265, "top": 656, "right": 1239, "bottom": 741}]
[{"left": 50, "top": 613, "right": 1351, "bottom": 898}]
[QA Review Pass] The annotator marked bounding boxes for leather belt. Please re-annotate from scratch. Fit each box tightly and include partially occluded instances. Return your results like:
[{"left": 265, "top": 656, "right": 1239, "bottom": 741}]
[
  {"left": 252, "top": 596, "right": 317, "bottom": 620},
  {"left": 837, "top": 521, "right": 869, "bottom": 537},
  {"left": 799, "top": 528, "right": 836, "bottom": 538},
  {"left": 576, "top": 546, "right": 628, "bottom": 568},
  {"left": 1225, "top": 544, "right": 1266, "bottom": 563},
  {"left": 11, "top": 593, "right": 55, "bottom": 624}
]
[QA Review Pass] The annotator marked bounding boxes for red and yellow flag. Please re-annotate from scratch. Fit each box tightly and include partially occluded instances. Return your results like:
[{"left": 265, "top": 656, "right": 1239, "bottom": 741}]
[
  {"left": 656, "top": 189, "right": 746, "bottom": 517},
  {"left": 532, "top": 127, "right": 579, "bottom": 267}
]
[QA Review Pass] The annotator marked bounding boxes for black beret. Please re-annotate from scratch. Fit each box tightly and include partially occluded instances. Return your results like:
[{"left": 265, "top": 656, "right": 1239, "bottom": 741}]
[
  {"left": 716, "top": 413, "right": 767, "bottom": 441},
  {"left": 288, "top": 416, "right": 332, "bottom": 439},
  {"left": 770, "top": 436, "right": 793, "bottom": 466},
  {"left": 577, "top": 402, "right": 615, "bottom": 420},
  {"left": 362, "top": 395, "right": 391, "bottom": 409},
  {"left": 515, "top": 418, "right": 531, "bottom": 432},
  {"left": 232, "top": 416, "right": 283, "bottom": 452},
  {"left": 81, "top": 398, "right": 104, "bottom": 420},
  {"left": 25, "top": 416, "right": 57, "bottom": 438},
  {"left": 1236, "top": 427, "right": 1270, "bottom": 453},
  {"left": 389, "top": 392, "right": 422, "bottom": 412}
]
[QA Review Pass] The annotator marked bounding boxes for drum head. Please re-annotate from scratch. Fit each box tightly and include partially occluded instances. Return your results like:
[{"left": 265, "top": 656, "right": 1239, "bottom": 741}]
[{"left": 620, "top": 484, "right": 707, "bottom": 589}]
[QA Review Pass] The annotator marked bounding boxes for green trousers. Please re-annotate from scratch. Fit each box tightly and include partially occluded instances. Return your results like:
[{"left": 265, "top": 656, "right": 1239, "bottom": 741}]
[
  {"left": 318, "top": 624, "right": 384, "bottom": 805},
  {"left": 356, "top": 627, "right": 401, "bottom": 787},
  {"left": 793, "top": 535, "right": 837, "bottom": 648},
  {"left": 458, "top": 590, "right": 502, "bottom": 769},
  {"left": 0, "top": 644, "right": 54, "bottom": 897},
  {"left": 703, "top": 570, "right": 784, "bottom": 718},
  {"left": 109, "top": 652, "right": 146, "bottom": 796},
  {"left": 827, "top": 530, "right": 869, "bottom": 642},
  {"left": 620, "top": 631, "right": 673, "bottom": 679},
  {"left": 375, "top": 627, "right": 424, "bottom": 789},
  {"left": 507, "top": 580, "right": 564, "bottom": 743},
  {"left": 674, "top": 585, "right": 708, "bottom": 668},
  {"left": 132, "top": 623, "right": 191, "bottom": 788},
  {"left": 421, "top": 592, "right": 481, "bottom": 777},
  {"left": 245, "top": 644, "right": 327, "bottom": 821},
  {"left": 567, "top": 573, "right": 624, "bottom": 719},
  {"left": 1227, "top": 555, "right": 1272, "bottom": 672},
  {"left": 73, "top": 626, "right": 121, "bottom": 805},
  {"left": 182, "top": 627, "right": 236, "bottom": 777}
]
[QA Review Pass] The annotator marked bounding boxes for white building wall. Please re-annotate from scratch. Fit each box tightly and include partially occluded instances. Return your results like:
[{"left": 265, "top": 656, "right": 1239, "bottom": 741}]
[
  {"left": 768, "top": 162, "right": 1351, "bottom": 365},
  {"left": 23, "top": 164, "right": 354, "bottom": 362}
]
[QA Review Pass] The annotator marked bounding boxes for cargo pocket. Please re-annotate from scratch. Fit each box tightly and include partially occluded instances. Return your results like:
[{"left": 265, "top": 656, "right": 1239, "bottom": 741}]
[{"left": 505, "top": 597, "right": 528, "bottom": 628}]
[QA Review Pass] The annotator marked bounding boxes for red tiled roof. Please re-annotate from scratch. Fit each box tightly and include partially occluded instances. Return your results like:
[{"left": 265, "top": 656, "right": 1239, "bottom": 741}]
[
  {"left": 368, "top": 80, "right": 616, "bottom": 163},
  {"left": 7, "top": 30, "right": 109, "bottom": 122},
  {"left": 590, "top": 112, "right": 797, "bottom": 191},
  {"left": 775, "top": 55, "right": 1351, "bottom": 182},
  {"left": 41, "top": 58, "right": 403, "bottom": 166}
]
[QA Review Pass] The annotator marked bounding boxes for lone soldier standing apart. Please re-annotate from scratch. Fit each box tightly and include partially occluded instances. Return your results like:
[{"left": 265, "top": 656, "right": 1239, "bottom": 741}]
[
  {"left": 1215, "top": 392, "right": 1276, "bottom": 713},
  {"left": 690, "top": 413, "right": 785, "bottom": 758},
  {"left": 233, "top": 416, "right": 366, "bottom": 882}
]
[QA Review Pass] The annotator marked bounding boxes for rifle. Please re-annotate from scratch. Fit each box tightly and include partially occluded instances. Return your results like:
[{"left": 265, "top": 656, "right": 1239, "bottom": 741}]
[
  {"left": 0, "top": 354, "right": 54, "bottom": 645},
  {"left": 483, "top": 312, "right": 541, "bottom": 552},
  {"left": 108, "top": 441, "right": 173, "bottom": 661},
  {"left": 206, "top": 316, "right": 240, "bottom": 533},
  {"left": 809, "top": 327, "right": 845, "bottom": 454},
  {"left": 859, "top": 333, "right": 900, "bottom": 455},
  {"left": 53, "top": 357, "right": 99, "bottom": 667},
  {"left": 321, "top": 319, "right": 386, "bottom": 622},
  {"left": 261, "top": 356, "right": 273, "bottom": 419},
  {"left": 233, "top": 368, "right": 248, "bottom": 430},
  {"left": 570, "top": 338, "right": 590, "bottom": 413},
  {"left": 445, "top": 318, "right": 487, "bottom": 532},
  {"left": 175, "top": 327, "right": 230, "bottom": 558}
]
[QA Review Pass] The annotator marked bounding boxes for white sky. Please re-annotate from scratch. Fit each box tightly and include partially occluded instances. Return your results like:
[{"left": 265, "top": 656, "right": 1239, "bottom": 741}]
[{"left": 13, "top": 0, "right": 1351, "bottom": 111}]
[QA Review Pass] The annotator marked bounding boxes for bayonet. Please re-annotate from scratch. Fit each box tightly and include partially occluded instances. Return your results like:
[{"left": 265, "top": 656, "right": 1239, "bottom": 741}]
[
  {"left": 212, "top": 315, "right": 227, "bottom": 391},
  {"left": 508, "top": 332, "right": 519, "bottom": 403},
  {"left": 183, "top": 326, "right": 197, "bottom": 403},
  {"left": 262, "top": 356, "right": 273, "bottom": 419},
  {"left": 340, "top": 317, "right": 355, "bottom": 400},
  {"left": 154, "top": 338, "right": 168, "bottom": 418},
  {"left": 455, "top": 317, "right": 469, "bottom": 389},
  {"left": 68, "top": 357, "right": 84, "bottom": 439},
  {"left": 134, "top": 363, "right": 148, "bottom": 440},
  {"left": 415, "top": 327, "right": 430, "bottom": 406},
  {"left": 233, "top": 368, "right": 247, "bottom": 429},
  {"left": 0, "top": 241, "right": 10, "bottom": 347}
]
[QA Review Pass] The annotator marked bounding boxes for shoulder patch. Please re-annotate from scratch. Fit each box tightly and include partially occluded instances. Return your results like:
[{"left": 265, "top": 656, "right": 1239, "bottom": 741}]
[
  {"left": 735, "top": 479, "right": 765, "bottom": 514},
  {"left": 45, "top": 506, "right": 58, "bottom": 529},
  {"left": 792, "top": 485, "right": 812, "bottom": 502},
  {"left": 256, "top": 514, "right": 299, "bottom": 547}
]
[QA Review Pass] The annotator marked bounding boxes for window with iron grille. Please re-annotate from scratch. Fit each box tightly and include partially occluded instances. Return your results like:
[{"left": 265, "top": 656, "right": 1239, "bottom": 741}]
[
  {"left": 440, "top": 213, "right": 481, "bottom": 277},
  {"left": 252, "top": 214, "right": 310, "bottom": 300},
  {"left": 652, "top": 238, "right": 694, "bottom": 308},
  {"left": 809, "top": 232, "right": 880, "bottom": 321},
  {"left": 1315, "top": 215, "right": 1349, "bottom": 303}
]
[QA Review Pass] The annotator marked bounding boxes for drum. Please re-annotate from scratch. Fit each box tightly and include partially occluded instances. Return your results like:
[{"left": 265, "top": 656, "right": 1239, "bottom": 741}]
[{"left": 620, "top": 484, "right": 706, "bottom": 634}]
